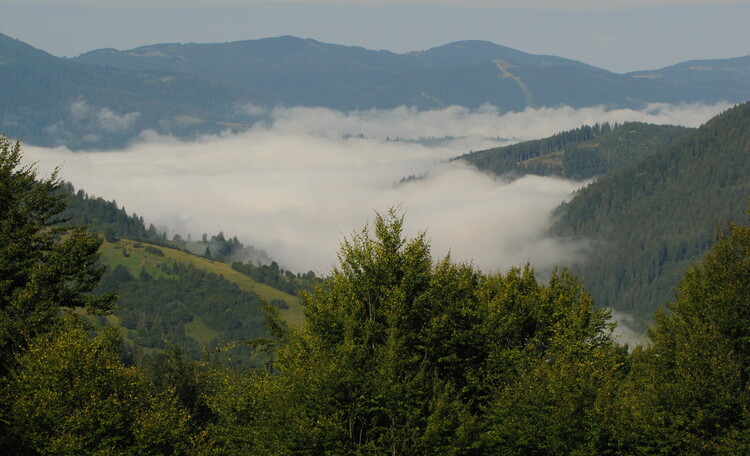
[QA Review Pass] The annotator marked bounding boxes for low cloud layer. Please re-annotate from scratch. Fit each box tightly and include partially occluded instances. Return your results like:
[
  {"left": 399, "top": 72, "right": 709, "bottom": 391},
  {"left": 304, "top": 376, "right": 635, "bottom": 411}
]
[
  {"left": 247, "top": 102, "right": 727, "bottom": 143},
  {"left": 609, "top": 310, "right": 650, "bottom": 347},
  {"left": 23, "top": 102, "right": 730, "bottom": 274},
  {"left": 69, "top": 100, "right": 140, "bottom": 133}
]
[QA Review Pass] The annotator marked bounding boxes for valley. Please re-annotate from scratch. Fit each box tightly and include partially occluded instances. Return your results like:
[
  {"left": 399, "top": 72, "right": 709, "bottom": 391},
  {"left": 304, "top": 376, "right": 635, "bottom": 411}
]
[{"left": 2, "top": 17, "right": 750, "bottom": 453}]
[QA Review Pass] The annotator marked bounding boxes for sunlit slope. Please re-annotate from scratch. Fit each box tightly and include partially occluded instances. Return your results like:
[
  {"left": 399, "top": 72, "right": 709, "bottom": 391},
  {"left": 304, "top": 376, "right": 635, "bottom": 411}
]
[{"left": 99, "top": 238, "right": 305, "bottom": 327}]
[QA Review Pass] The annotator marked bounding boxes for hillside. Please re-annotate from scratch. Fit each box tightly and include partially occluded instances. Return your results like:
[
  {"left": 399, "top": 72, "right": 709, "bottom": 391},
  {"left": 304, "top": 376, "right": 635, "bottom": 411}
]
[
  {"left": 629, "top": 55, "right": 750, "bottom": 104},
  {"left": 93, "top": 237, "right": 304, "bottom": 365},
  {"left": 552, "top": 101, "right": 750, "bottom": 326},
  {"left": 73, "top": 37, "right": 688, "bottom": 112},
  {"left": 3, "top": 33, "right": 748, "bottom": 149},
  {"left": 457, "top": 121, "right": 693, "bottom": 179},
  {"left": 6, "top": 131, "right": 750, "bottom": 454},
  {"left": 74, "top": 35, "right": 421, "bottom": 109},
  {"left": 98, "top": 238, "right": 303, "bottom": 324},
  {"left": 55, "top": 183, "right": 310, "bottom": 364},
  {"left": 74, "top": 38, "right": 750, "bottom": 112},
  {"left": 0, "top": 33, "right": 255, "bottom": 149}
]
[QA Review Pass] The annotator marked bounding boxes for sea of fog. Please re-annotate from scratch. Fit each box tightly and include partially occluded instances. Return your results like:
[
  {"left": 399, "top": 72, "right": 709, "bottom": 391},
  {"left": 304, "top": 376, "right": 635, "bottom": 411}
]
[{"left": 23, "top": 102, "right": 730, "bottom": 276}]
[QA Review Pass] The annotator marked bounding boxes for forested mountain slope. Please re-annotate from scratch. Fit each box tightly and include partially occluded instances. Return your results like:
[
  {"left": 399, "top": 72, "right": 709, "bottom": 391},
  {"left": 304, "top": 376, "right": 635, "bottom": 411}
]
[
  {"left": 73, "top": 37, "right": 684, "bottom": 112},
  {"left": 4, "top": 32, "right": 749, "bottom": 149},
  {"left": 93, "top": 238, "right": 302, "bottom": 365},
  {"left": 552, "top": 101, "right": 750, "bottom": 325},
  {"left": 58, "top": 184, "right": 312, "bottom": 363},
  {"left": 0, "top": 33, "right": 254, "bottom": 149},
  {"left": 75, "top": 35, "right": 422, "bottom": 109},
  {"left": 458, "top": 122, "right": 692, "bottom": 179},
  {"left": 629, "top": 55, "right": 750, "bottom": 104},
  {"left": 5, "top": 135, "right": 750, "bottom": 454}
]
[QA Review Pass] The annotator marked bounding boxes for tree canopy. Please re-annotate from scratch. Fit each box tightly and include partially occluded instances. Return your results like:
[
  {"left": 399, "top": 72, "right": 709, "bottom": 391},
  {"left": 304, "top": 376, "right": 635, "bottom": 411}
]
[{"left": 215, "top": 209, "right": 621, "bottom": 455}]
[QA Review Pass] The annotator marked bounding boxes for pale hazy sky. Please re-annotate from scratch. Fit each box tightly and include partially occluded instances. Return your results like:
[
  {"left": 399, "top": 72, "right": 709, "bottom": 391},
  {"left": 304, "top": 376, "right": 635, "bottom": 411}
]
[{"left": 2, "top": 0, "right": 749, "bottom": 73}]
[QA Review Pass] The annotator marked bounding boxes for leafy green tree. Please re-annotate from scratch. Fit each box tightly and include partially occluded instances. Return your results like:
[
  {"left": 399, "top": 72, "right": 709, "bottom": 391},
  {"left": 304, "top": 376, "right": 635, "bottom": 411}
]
[
  {"left": 2, "top": 315, "right": 202, "bottom": 456},
  {"left": 0, "top": 137, "right": 115, "bottom": 375},
  {"left": 262, "top": 210, "right": 442, "bottom": 454},
  {"left": 609, "top": 218, "right": 750, "bottom": 455},
  {"left": 234, "top": 210, "right": 620, "bottom": 455},
  {"left": 480, "top": 269, "right": 626, "bottom": 455}
]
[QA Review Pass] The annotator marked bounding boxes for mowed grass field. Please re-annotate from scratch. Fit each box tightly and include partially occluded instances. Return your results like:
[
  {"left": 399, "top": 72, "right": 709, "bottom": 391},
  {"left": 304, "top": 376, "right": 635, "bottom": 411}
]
[{"left": 99, "top": 239, "right": 306, "bottom": 327}]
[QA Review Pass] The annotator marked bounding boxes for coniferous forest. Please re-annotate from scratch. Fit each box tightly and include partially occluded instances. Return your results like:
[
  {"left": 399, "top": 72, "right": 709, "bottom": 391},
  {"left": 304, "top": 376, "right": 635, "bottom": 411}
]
[
  {"left": 461, "top": 102, "right": 750, "bottom": 329},
  {"left": 3, "top": 116, "right": 750, "bottom": 456}
]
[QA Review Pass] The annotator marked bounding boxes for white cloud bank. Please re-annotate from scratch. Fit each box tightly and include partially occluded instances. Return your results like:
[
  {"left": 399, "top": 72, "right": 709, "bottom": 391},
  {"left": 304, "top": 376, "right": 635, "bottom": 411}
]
[
  {"left": 23, "top": 102, "right": 730, "bottom": 274},
  {"left": 70, "top": 100, "right": 140, "bottom": 133}
]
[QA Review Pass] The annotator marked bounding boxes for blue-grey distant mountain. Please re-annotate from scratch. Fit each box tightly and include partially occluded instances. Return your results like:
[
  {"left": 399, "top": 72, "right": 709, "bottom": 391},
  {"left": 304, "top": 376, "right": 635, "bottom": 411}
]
[
  {"left": 74, "top": 37, "right": 708, "bottom": 111},
  {"left": 3, "top": 33, "right": 749, "bottom": 149},
  {"left": 73, "top": 36, "right": 422, "bottom": 109},
  {"left": 0, "top": 33, "right": 255, "bottom": 149},
  {"left": 628, "top": 56, "right": 750, "bottom": 104}
]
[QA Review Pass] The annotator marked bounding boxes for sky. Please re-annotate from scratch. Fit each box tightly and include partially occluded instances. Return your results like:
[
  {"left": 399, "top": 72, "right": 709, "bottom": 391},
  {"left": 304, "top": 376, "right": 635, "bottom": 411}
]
[{"left": 1, "top": 0, "right": 749, "bottom": 73}]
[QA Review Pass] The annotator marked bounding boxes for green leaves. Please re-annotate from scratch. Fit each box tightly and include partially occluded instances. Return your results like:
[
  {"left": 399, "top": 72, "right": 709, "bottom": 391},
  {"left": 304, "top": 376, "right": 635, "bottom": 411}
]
[
  {"left": 603, "top": 218, "right": 750, "bottom": 455},
  {"left": 3, "top": 316, "right": 196, "bottom": 455},
  {"left": 248, "top": 209, "right": 621, "bottom": 455}
]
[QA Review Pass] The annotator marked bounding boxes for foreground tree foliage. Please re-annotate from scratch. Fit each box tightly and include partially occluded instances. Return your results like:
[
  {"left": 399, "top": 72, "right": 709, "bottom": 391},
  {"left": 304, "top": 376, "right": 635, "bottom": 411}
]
[
  {"left": 607, "top": 219, "right": 750, "bottom": 455},
  {"left": 211, "top": 210, "right": 622, "bottom": 455},
  {"left": 0, "top": 139, "right": 202, "bottom": 455},
  {"left": 0, "top": 137, "right": 115, "bottom": 376},
  {"left": 4, "top": 315, "right": 202, "bottom": 456}
]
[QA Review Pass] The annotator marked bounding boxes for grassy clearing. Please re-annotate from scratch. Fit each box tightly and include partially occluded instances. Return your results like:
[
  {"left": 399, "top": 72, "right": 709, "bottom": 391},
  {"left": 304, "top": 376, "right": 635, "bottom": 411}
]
[
  {"left": 185, "top": 315, "right": 220, "bottom": 345},
  {"left": 99, "top": 239, "right": 306, "bottom": 327}
]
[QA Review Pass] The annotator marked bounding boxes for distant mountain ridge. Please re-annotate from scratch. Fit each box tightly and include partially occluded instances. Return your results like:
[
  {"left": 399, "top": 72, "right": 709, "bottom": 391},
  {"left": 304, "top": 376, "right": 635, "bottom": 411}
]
[
  {"left": 70, "top": 36, "right": 681, "bottom": 111},
  {"left": 628, "top": 55, "right": 750, "bottom": 104},
  {"left": 73, "top": 36, "right": 750, "bottom": 111},
  {"left": 0, "top": 33, "right": 254, "bottom": 149},
  {"left": 2, "top": 33, "right": 749, "bottom": 149}
]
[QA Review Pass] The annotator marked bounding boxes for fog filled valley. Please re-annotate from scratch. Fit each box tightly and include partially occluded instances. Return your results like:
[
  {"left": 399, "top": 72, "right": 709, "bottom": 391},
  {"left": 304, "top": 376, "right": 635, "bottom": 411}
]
[
  {"left": 22, "top": 102, "right": 729, "bottom": 274},
  {"left": 3, "top": 17, "right": 750, "bottom": 454}
]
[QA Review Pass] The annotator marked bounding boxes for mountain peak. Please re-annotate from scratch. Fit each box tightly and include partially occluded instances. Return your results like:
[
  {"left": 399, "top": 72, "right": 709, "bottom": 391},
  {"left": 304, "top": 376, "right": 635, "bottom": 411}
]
[{"left": 411, "top": 39, "right": 591, "bottom": 70}]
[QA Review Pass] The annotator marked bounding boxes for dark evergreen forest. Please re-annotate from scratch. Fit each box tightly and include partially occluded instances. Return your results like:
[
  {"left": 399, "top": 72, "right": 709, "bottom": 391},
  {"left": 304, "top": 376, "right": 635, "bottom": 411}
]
[
  {"left": 459, "top": 103, "right": 750, "bottom": 328},
  {"left": 458, "top": 121, "right": 692, "bottom": 179},
  {"left": 553, "top": 102, "right": 750, "bottom": 327}
]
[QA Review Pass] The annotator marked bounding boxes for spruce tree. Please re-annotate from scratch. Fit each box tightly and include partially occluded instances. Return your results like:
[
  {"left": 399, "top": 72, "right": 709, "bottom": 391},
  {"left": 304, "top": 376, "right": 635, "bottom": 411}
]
[{"left": 0, "top": 137, "right": 115, "bottom": 375}]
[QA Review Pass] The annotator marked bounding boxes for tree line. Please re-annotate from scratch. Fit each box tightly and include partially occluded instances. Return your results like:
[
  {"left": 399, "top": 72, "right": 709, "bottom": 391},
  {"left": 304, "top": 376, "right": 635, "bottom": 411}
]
[
  {"left": 458, "top": 121, "right": 691, "bottom": 180},
  {"left": 62, "top": 183, "right": 318, "bottom": 292}
]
